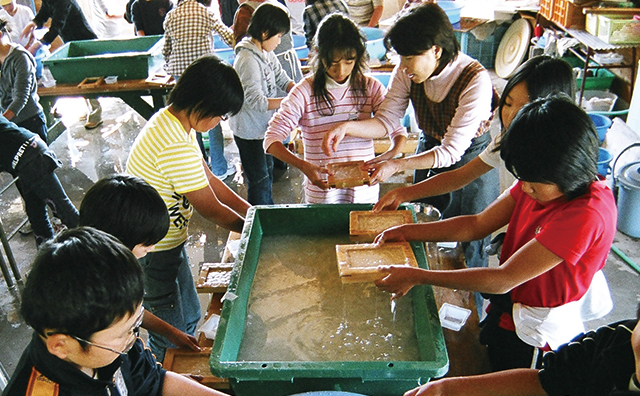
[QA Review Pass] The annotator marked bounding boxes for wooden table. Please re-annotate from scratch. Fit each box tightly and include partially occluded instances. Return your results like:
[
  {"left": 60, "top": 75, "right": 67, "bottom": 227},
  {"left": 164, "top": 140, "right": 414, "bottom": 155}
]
[{"left": 37, "top": 78, "right": 175, "bottom": 125}]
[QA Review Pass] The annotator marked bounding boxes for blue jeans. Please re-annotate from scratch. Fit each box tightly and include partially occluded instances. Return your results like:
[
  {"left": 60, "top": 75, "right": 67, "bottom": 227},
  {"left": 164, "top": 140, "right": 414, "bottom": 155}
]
[
  {"left": 16, "top": 112, "right": 48, "bottom": 143},
  {"left": 17, "top": 158, "right": 79, "bottom": 246},
  {"left": 138, "top": 243, "right": 201, "bottom": 362},
  {"left": 233, "top": 135, "right": 274, "bottom": 205},
  {"left": 414, "top": 132, "right": 500, "bottom": 317},
  {"left": 208, "top": 124, "right": 228, "bottom": 176}
]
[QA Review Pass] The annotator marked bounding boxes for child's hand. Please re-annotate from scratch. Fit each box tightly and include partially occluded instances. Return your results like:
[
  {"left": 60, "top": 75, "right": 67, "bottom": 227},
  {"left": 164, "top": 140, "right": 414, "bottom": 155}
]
[
  {"left": 322, "top": 123, "right": 348, "bottom": 156},
  {"left": 168, "top": 330, "right": 201, "bottom": 352},
  {"left": 301, "top": 162, "right": 330, "bottom": 189},
  {"left": 373, "top": 224, "right": 406, "bottom": 245},
  {"left": 366, "top": 159, "right": 401, "bottom": 185},
  {"left": 373, "top": 189, "right": 406, "bottom": 212},
  {"left": 375, "top": 265, "right": 418, "bottom": 300}
]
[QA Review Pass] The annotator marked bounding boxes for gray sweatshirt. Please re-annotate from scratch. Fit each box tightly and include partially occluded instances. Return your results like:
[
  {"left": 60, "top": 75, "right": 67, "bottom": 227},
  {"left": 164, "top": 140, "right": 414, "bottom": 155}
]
[
  {"left": 231, "top": 37, "right": 293, "bottom": 140},
  {"left": 0, "top": 45, "right": 43, "bottom": 123}
]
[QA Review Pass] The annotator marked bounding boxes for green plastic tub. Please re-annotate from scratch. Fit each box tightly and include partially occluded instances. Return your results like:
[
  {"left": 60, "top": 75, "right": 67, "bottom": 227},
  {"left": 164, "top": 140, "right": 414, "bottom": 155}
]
[
  {"left": 42, "top": 35, "right": 164, "bottom": 84},
  {"left": 562, "top": 55, "right": 617, "bottom": 91},
  {"left": 210, "top": 204, "right": 449, "bottom": 396}
]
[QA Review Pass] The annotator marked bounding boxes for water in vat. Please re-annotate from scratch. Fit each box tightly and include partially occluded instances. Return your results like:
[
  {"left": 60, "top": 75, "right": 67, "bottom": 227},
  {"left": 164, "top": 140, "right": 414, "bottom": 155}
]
[{"left": 236, "top": 235, "right": 420, "bottom": 362}]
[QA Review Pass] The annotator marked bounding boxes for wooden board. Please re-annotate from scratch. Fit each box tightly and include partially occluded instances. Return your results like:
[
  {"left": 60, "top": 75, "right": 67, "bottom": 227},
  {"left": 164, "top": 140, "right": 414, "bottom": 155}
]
[
  {"left": 336, "top": 242, "right": 418, "bottom": 283},
  {"left": 349, "top": 210, "right": 413, "bottom": 242},
  {"left": 327, "top": 160, "right": 370, "bottom": 189},
  {"left": 77, "top": 76, "right": 105, "bottom": 88},
  {"left": 163, "top": 348, "right": 230, "bottom": 390},
  {"left": 196, "top": 262, "right": 234, "bottom": 293}
]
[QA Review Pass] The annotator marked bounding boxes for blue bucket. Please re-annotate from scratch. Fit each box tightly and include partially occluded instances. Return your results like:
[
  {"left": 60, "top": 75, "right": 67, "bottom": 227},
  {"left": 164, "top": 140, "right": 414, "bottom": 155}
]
[
  {"left": 437, "top": 1, "right": 463, "bottom": 25},
  {"left": 589, "top": 113, "right": 612, "bottom": 143},
  {"left": 362, "top": 27, "right": 386, "bottom": 60},
  {"left": 597, "top": 148, "right": 612, "bottom": 177}
]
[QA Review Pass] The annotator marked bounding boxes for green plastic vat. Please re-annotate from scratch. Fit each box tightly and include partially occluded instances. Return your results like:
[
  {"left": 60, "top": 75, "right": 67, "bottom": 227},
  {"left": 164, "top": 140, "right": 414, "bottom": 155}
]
[
  {"left": 210, "top": 204, "right": 449, "bottom": 396},
  {"left": 42, "top": 35, "right": 164, "bottom": 84},
  {"left": 562, "top": 55, "right": 616, "bottom": 91}
]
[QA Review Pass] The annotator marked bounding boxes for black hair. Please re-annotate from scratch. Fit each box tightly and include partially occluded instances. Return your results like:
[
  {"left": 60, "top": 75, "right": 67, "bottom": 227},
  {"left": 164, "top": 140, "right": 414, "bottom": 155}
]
[
  {"left": 0, "top": 18, "right": 10, "bottom": 34},
  {"left": 384, "top": 2, "right": 459, "bottom": 65},
  {"left": 247, "top": 2, "right": 291, "bottom": 41},
  {"left": 21, "top": 227, "right": 144, "bottom": 344},
  {"left": 311, "top": 13, "right": 368, "bottom": 116},
  {"left": 498, "top": 55, "right": 575, "bottom": 126},
  {"left": 79, "top": 174, "right": 169, "bottom": 250},
  {"left": 499, "top": 95, "right": 598, "bottom": 200},
  {"left": 168, "top": 55, "right": 244, "bottom": 121}
]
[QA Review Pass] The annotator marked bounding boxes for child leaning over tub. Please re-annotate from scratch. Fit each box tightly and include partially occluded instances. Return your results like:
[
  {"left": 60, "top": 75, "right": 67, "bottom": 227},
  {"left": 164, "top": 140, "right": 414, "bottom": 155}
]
[
  {"left": 374, "top": 95, "right": 617, "bottom": 372},
  {"left": 231, "top": 1, "right": 295, "bottom": 205},
  {"left": 264, "top": 13, "right": 406, "bottom": 203}
]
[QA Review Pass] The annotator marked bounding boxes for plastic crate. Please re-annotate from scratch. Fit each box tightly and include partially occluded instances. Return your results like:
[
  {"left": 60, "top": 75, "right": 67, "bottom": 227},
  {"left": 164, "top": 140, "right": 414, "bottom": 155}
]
[
  {"left": 563, "top": 55, "right": 617, "bottom": 90},
  {"left": 552, "top": 0, "right": 585, "bottom": 28},
  {"left": 210, "top": 204, "right": 449, "bottom": 396},
  {"left": 598, "top": 15, "right": 640, "bottom": 44},
  {"left": 539, "top": 0, "right": 554, "bottom": 21},
  {"left": 454, "top": 23, "right": 508, "bottom": 69},
  {"left": 585, "top": 12, "right": 599, "bottom": 36},
  {"left": 43, "top": 36, "right": 164, "bottom": 84}
]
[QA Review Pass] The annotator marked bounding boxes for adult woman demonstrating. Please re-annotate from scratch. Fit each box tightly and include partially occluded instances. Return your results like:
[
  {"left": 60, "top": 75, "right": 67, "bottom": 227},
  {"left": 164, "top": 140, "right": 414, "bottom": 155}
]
[
  {"left": 323, "top": 2, "right": 499, "bottom": 308},
  {"left": 373, "top": 55, "right": 576, "bottom": 211}
]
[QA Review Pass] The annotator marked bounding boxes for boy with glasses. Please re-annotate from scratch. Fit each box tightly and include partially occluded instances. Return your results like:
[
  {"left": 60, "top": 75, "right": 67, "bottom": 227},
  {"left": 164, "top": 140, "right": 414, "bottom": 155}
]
[{"left": 4, "top": 227, "right": 231, "bottom": 395}]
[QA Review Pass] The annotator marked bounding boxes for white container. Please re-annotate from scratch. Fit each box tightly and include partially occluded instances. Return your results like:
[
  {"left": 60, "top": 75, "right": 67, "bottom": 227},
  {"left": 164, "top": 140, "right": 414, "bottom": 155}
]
[{"left": 438, "top": 303, "right": 472, "bottom": 331}]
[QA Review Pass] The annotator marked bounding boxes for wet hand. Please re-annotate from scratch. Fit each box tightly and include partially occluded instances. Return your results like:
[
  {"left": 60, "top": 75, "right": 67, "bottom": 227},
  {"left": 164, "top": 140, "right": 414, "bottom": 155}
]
[
  {"left": 302, "top": 162, "right": 330, "bottom": 189},
  {"left": 374, "top": 265, "right": 416, "bottom": 300},
  {"left": 373, "top": 225, "right": 406, "bottom": 245},
  {"left": 366, "top": 160, "right": 400, "bottom": 185},
  {"left": 373, "top": 189, "right": 405, "bottom": 212}
]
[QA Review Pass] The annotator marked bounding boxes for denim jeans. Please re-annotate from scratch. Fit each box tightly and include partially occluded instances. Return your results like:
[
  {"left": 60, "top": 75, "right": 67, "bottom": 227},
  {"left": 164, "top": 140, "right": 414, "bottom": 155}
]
[
  {"left": 138, "top": 244, "right": 201, "bottom": 362},
  {"left": 233, "top": 135, "right": 274, "bottom": 205},
  {"left": 414, "top": 132, "right": 500, "bottom": 317},
  {"left": 16, "top": 112, "right": 48, "bottom": 143},
  {"left": 17, "top": 171, "right": 79, "bottom": 246},
  {"left": 208, "top": 124, "right": 229, "bottom": 176}
]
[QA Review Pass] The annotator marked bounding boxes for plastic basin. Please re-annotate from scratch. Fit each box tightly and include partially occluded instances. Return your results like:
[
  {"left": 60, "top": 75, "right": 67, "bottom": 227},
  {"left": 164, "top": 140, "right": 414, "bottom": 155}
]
[
  {"left": 437, "top": 1, "right": 463, "bottom": 25},
  {"left": 598, "top": 147, "right": 612, "bottom": 176},
  {"left": 293, "top": 34, "right": 310, "bottom": 60},
  {"left": 589, "top": 113, "right": 612, "bottom": 143},
  {"left": 361, "top": 27, "right": 386, "bottom": 60},
  {"left": 370, "top": 72, "right": 391, "bottom": 87}
]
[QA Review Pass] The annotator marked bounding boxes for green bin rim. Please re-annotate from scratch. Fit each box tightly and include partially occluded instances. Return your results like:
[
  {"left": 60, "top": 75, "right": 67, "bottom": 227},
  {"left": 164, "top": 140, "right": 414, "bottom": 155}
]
[{"left": 210, "top": 204, "right": 449, "bottom": 382}]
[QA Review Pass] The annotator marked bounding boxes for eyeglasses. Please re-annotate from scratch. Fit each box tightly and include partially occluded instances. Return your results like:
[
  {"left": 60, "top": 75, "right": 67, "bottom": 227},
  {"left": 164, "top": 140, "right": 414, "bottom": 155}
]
[{"left": 53, "top": 308, "right": 144, "bottom": 356}]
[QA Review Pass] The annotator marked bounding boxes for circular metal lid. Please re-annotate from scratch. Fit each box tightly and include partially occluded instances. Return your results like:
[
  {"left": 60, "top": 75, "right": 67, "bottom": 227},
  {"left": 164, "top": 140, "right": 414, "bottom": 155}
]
[
  {"left": 619, "top": 162, "right": 640, "bottom": 189},
  {"left": 495, "top": 18, "right": 531, "bottom": 79}
]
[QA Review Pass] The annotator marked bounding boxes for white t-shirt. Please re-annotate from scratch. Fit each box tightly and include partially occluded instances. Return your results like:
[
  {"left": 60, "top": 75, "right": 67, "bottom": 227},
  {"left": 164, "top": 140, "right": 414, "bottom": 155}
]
[
  {"left": 0, "top": 5, "right": 34, "bottom": 47},
  {"left": 478, "top": 132, "right": 502, "bottom": 169}
]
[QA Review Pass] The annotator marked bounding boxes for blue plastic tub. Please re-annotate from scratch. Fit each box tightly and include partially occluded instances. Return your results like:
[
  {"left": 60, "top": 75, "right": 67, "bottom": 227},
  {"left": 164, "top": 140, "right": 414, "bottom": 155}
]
[
  {"left": 214, "top": 34, "right": 235, "bottom": 65},
  {"left": 437, "top": 1, "right": 463, "bottom": 25},
  {"left": 589, "top": 113, "right": 612, "bottom": 143},
  {"left": 598, "top": 147, "right": 612, "bottom": 176},
  {"left": 370, "top": 72, "right": 391, "bottom": 87},
  {"left": 361, "top": 27, "right": 386, "bottom": 60},
  {"left": 293, "top": 34, "right": 310, "bottom": 60}
]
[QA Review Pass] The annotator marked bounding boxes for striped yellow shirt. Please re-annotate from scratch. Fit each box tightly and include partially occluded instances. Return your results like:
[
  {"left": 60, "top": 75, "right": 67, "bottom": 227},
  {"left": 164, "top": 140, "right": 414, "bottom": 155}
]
[{"left": 126, "top": 107, "right": 208, "bottom": 251}]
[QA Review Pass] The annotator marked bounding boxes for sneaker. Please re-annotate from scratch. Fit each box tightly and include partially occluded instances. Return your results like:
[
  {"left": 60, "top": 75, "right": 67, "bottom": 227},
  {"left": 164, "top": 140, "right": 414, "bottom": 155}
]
[
  {"left": 216, "top": 165, "right": 236, "bottom": 181},
  {"left": 84, "top": 107, "right": 103, "bottom": 129},
  {"left": 18, "top": 222, "right": 33, "bottom": 235}
]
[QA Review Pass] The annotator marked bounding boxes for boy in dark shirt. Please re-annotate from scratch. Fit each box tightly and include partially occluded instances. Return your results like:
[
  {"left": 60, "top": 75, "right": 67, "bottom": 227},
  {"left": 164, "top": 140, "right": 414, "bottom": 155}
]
[{"left": 3, "top": 227, "right": 232, "bottom": 396}]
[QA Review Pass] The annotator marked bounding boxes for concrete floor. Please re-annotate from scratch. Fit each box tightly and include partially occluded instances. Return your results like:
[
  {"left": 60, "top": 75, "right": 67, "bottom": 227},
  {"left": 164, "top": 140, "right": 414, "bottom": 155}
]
[{"left": 1, "top": 83, "right": 640, "bottom": 383}]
